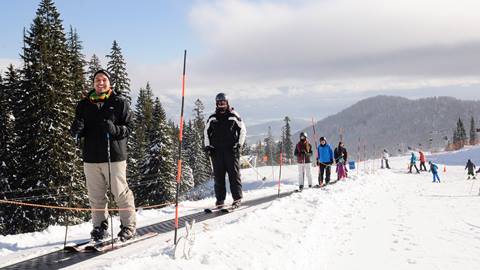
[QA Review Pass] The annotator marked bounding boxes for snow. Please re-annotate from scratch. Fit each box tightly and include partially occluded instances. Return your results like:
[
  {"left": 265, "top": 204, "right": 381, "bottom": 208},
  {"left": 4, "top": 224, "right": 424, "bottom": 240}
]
[{"left": 1, "top": 148, "right": 480, "bottom": 269}]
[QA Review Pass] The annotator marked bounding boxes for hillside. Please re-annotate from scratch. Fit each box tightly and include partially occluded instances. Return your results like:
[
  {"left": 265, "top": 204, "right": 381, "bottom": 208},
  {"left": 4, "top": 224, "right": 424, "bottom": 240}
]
[{"left": 296, "top": 95, "right": 480, "bottom": 159}]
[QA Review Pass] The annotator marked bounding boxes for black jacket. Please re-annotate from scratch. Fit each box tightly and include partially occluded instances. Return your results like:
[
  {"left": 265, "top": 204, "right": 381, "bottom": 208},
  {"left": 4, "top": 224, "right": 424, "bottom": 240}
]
[
  {"left": 465, "top": 160, "right": 476, "bottom": 173},
  {"left": 204, "top": 109, "right": 246, "bottom": 150},
  {"left": 70, "top": 90, "right": 133, "bottom": 163},
  {"left": 334, "top": 146, "right": 348, "bottom": 163}
]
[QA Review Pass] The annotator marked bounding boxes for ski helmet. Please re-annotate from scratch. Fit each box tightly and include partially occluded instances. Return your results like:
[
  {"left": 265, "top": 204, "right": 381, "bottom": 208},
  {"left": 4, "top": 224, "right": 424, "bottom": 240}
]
[
  {"left": 300, "top": 132, "right": 307, "bottom": 139},
  {"left": 215, "top": 92, "right": 228, "bottom": 103}
]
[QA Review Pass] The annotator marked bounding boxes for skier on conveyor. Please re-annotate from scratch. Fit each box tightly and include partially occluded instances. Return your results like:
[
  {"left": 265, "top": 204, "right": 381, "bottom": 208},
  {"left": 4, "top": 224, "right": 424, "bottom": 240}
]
[{"left": 204, "top": 93, "right": 246, "bottom": 209}]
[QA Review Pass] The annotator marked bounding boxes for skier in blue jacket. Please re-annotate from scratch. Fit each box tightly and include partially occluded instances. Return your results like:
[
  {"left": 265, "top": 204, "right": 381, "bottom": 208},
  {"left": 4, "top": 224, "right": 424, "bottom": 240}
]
[
  {"left": 316, "top": 136, "right": 334, "bottom": 186},
  {"left": 409, "top": 152, "right": 420, "bottom": 173},
  {"left": 429, "top": 161, "right": 440, "bottom": 183}
]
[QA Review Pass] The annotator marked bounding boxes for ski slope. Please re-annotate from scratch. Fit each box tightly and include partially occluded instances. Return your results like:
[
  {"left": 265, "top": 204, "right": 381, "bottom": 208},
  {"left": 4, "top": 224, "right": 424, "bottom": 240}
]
[{"left": 1, "top": 149, "right": 480, "bottom": 270}]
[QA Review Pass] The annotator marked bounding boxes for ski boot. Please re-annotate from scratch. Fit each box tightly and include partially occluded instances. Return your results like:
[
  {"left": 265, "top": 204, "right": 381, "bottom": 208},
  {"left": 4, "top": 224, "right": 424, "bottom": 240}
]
[
  {"left": 231, "top": 200, "right": 241, "bottom": 210},
  {"left": 215, "top": 200, "right": 224, "bottom": 209},
  {"left": 90, "top": 220, "right": 109, "bottom": 241},
  {"left": 118, "top": 225, "right": 136, "bottom": 242}
]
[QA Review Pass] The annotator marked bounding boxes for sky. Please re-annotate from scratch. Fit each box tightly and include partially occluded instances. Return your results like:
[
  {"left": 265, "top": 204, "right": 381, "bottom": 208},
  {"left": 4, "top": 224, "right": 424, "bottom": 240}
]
[{"left": 1, "top": 0, "right": 480, "bottom": 125}]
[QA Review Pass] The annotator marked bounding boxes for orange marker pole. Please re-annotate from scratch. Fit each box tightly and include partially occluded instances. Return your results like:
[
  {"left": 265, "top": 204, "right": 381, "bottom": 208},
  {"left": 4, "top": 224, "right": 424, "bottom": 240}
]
[{"left": 174, "top": 50, "right": 187, "bottom": 245}]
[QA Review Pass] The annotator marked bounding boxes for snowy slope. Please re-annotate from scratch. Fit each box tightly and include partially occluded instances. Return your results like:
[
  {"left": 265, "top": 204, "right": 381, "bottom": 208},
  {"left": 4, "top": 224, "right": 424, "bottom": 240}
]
[{"left": 2, "top": 149, "right": 480, "bottom": 270}]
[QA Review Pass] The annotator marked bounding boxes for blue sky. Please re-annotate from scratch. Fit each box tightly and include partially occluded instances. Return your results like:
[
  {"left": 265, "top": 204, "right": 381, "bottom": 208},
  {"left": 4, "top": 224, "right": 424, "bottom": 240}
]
[
  {"left": 1, "top": 0, "right": 198, "bottom": 63},
  {"left": 1, "top": 0, "right": 480, "bottom": 125}
]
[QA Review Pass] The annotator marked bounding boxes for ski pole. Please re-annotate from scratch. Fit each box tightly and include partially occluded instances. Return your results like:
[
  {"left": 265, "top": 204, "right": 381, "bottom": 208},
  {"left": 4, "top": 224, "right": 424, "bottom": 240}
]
[
  {"left": 106, "top": 132, "right": 114, "bottom": 250},
  {"left": 311, "top": 118, "right": 318, "bottom": 163},
  {"left": 240, "top": 156, "right": 267, "bottom": 180},
  {"left": 278, "top": 142, "right": 283, "bottom": 197},
  {"left": 174, "top": 50, "right": 187, "bottom": 245},
  {"left": 63, "top": 135, "right": 80, "bottom": 249}
]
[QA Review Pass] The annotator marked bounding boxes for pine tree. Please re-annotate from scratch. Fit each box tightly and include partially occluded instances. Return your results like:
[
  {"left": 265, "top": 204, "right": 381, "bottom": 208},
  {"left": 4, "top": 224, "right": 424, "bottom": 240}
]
[
  {"left": 193, "top": 99, "right": 206, "bottom": 131},
  {"left": 106, "top": 40, "right": 131, "bottom": 103},
  {"left": 137, "top": 97, "right": 176, "bottom": 205},
  {"left": 190, "top": 99, "right": 212, "bottom": 185},
  {"left": 66, "top": 26, "right": 86, "bottom": 99},
  {"left": 129, "top": 83, "right": 154, "bottom": 184},
  {"left": 241, "top": 140, "right": 251, "bottom": 156},
  {"left": 86, "top": 54, "right": 102, "bottom": 90},
  {"left": 469, "top": 116, "right": 477, "bottom": 145},
  {"left": 264, "top": 127, "right": 275, "bottom": 166},
  {"left": 179, "top": 121, "right": 195, "bottom": 193},
  {"left": 1, "top": 65, "right": 20, "bottom": 194},
  {"left": 453, "top": 118, "right": 467, "bottom": 149},
  {"left": 10, "top": 0, "right": 87, "bottom": 234},
  {"left": 282, "top": 116, "right": 293, "bottom": 163}
]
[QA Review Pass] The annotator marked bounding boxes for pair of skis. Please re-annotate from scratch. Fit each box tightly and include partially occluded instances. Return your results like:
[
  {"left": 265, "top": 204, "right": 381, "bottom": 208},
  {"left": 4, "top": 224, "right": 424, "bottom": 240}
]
[
  {"left": 204, "top": 205, "right": 241, "bottom": 214},
  {"left": 295, "top": 180, "right": 339, "bottom": 192},
  {"left": 64, "top": 232, "right": 158, "bottom": 252}
]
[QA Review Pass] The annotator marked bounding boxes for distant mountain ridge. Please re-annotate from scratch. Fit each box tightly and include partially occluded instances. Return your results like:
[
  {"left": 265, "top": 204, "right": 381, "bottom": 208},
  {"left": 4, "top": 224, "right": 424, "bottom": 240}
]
[{"left": 295, "top": 95, "right": 480, "bottom": 160}]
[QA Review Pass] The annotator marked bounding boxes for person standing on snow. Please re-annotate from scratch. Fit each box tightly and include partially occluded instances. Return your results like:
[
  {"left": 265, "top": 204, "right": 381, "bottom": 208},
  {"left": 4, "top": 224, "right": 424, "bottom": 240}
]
[
  {"left": 381, "top": 149, "right": 391, "bottom": 169},
  {"left": 419, "top": 151, "right": 427, "bottom": 171},
  {"left": 334, "top": 141, "right": 348, "bottom": 180},
  {"left": 316, "top": 137, "right": 334, "bottom": 186},
  {"left": 409, "top": 152, "right": 420, "bottom": 173},
  {"left": 429, "top": 161, "right": 440, "bottom": 183},
  {"left": 70, "top": 69, "right": 136, "bottom": 242},
  {"left": 204, "top": 93, "right": 246, "bottom": 209},
  {"left": 465, "top": 159, "right": 476, "bottom": 180},
  {"left": 294, "top": 132, "right": 313, "bottom": 191}
]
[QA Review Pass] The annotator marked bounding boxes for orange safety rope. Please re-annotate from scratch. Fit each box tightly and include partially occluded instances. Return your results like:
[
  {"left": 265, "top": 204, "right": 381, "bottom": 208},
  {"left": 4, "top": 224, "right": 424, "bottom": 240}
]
[{"left": 0, "top": 199, "right": 173, "bottom": 212}]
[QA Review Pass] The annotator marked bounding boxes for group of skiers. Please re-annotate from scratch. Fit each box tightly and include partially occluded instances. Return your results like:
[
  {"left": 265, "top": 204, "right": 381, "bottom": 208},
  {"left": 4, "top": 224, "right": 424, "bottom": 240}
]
[
  {"left": 70, "top": 69, "right": 247, "bottom": 243},
  {"left": 68, "top": 70, "right": 478, "bottom": 244},
  {"left": 407, "top": 151, "right": 441, "bottom": 182},
  {"left": 408, "top": 151, "right": 480, "bottom": 182},
  {"left": 293, "top": 133, "right": 348, "bottom": 191}
]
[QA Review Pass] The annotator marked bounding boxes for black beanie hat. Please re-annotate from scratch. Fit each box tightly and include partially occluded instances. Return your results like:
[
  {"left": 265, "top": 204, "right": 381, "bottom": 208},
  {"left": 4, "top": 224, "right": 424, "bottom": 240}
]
[{"left": 93, "top": 69, "right": 111, "bottom": 82}]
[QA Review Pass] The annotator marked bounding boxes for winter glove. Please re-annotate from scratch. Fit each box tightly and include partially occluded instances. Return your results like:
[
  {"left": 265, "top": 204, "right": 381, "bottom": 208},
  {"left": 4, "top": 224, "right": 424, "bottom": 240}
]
[
  {"left": 70, "top": 118, "right": 84, "bottom": 138},
  {"left": 204, "top": 145, "right": 215, "bottom": 156},
  {"left": 233, "top": 143, "right": 240, "bottom": 151},
  {"left": 103, "top": 119, "right": 117, "bottom": 135}
]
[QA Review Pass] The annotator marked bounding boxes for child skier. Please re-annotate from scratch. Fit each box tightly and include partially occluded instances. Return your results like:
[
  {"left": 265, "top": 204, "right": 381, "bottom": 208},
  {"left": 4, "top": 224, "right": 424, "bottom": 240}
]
[
  {"left": 429, "top": 161, "right": 440, "bottom": 183},
  {"left": 334, "top": 141, "right": 348, "bottom": 180},
  {"left": 419, "top": 151, "right": 427, "bottom": 171},
  {"left": 409, "top": 152, "right": 420, "bottom": 173},
  {"left": 465, "top": 159, "right": 476, "bottom": 180}
]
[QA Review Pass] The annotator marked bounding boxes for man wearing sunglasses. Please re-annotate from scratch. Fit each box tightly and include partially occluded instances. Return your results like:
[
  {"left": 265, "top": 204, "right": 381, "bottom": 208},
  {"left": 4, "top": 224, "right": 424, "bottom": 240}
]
[{"left": 204, "top": 93, "right": 246, "bottom": 209}]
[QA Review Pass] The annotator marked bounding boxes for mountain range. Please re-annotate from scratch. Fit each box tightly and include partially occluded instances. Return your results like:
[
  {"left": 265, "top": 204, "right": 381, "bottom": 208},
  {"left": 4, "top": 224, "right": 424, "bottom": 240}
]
[{"left": 294, "top": 95, "right": 480, "bottom": 160}]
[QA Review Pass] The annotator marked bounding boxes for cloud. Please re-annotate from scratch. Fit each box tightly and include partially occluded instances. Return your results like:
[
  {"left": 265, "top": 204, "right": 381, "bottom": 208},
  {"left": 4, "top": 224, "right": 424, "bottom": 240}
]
[
  {"left": 126, "top": 0, "right": 480, "bottom": 123},
  {"left": 188, "top": 0, "right": 480, "bottom": 79}
]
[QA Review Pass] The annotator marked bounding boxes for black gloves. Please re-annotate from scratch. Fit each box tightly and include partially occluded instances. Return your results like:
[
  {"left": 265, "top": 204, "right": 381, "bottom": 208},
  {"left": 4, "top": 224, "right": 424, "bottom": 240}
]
[
  {"left": 204, "top": 145, "right": 215, "bottom": 156},
  {"left": 233, "top": 143, "right": 240, "bottom": 151},
  {"left": 70, "top": 118, "right": 84, "bottom": 138},
  {"left": 103, "top": 119, "right": 116, "bottom": 135}
]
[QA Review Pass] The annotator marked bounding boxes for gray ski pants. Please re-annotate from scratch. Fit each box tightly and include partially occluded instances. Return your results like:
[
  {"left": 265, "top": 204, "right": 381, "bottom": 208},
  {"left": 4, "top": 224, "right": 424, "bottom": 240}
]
[{"left": 84, "top": 161, "right": 136, "bottom": 228}]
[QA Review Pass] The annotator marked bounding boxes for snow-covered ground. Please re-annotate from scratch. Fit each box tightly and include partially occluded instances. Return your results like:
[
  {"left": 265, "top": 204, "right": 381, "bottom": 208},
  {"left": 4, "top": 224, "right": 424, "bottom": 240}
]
[{"left": 2, "top": 148, "right": 480, "bottom": 270}]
